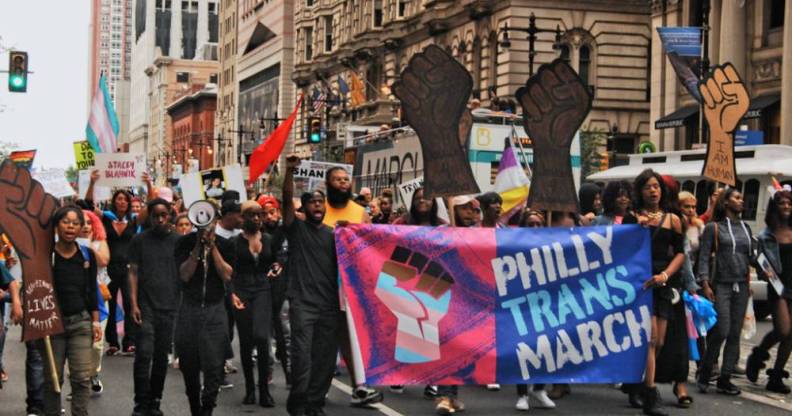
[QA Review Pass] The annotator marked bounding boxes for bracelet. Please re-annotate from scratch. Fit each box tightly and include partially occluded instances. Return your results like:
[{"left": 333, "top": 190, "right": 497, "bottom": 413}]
[{"left": 661, "top": 271, "right": 669, "bottom": 282}]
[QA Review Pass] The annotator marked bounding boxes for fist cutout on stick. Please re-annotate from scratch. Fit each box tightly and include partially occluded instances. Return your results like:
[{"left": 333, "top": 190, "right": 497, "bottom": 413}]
[
  {"left": 516, "top": 60, "right": 592, "bottom": 213},
  {"left": 392, "top": 45, "right": 480, "bottom": 199}
]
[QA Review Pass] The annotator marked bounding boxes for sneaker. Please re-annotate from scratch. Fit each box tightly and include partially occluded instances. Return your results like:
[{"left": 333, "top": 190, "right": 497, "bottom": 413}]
[
  {"left": 131, "top": 403, "right": 147, "bottom": 416},
  {"left": 150, "top": 399, "right": 164, "bottom": 416},
  {"left": 91, "top": 376, "right": 104, "bottom": 395},
  {"left": 486, "top": 384, "right": 501, "bottom": 391},
  {"left": 716, "top": 378, "right": 741, "bottom": 396},
  {"left": 435, "top": 397, "right": 455, "bottom": 415},
  {"left": 224, "top": 360, "right": 238, "bottom": 374},
  {"left": 122, "top": 345, "right": 136, "bottom": 356},
  {"left": 528, "top": 389, "right": 556, "bottom": 408},
  {"left": 515, "top": 395, "right": 529, "bottom": 411},
  {"left": 350, "top": 385, "right": 384, "bottom": 406},
  {"left": 389, "top": 385, "right": 405, "bottom": 394},
  {"left": 106, "top": 346, "right": 119, "bottom": 356},
  {"left": 220, "top": 377, "right": 233, "bottom": 390},
  {"left": 424, "top": 385, "right": 439, "bottom": 399}
]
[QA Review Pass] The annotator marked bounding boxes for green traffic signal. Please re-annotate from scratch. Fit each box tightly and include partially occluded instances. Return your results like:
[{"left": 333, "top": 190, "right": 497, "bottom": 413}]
[
  {"left": 8, "top": 51, "right": 28, "bottom": 93},
  {"left": 10, "top": 75, "right": 25, "bottom": 88},
  {"left": 309, "top": 132, "right": 321, "bottom": 143}
]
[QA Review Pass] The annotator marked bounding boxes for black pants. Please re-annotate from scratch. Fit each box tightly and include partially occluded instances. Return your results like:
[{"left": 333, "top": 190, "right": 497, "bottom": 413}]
[
  {"left": 133, "top": 303, "right": 175, "bottom": 406},
  {"left": 286, "top": 301, "right": 339, "bottom": 416},
  {"left": 232, "top": 290, "right": 272, "bottom": 393},
  {"left": 223, "top": 292, "right": 235, "bottom": 361},
  {"left": 270, "top": 287, "right": 291, "bottom": 384},
  {"left": 105, "top": 273, "right": 136, "bottom": 349},
  {"left": 176, "top": 301, "right": 228, "bottom": 415}
]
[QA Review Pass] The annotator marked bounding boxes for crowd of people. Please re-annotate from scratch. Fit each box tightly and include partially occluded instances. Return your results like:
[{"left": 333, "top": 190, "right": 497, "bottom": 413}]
[{"left": 0, "top": 159, "right": 791, "bottom": 416}]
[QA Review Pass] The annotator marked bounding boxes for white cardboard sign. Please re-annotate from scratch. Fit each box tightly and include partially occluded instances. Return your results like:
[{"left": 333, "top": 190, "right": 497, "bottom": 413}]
[{"left": 94, "top": 152, "right": 146, "bottom": 187}]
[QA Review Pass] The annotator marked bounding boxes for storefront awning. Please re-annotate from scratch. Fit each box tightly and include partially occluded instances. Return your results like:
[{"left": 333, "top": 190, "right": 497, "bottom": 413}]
[
  {"left": 654, "top": 105, "right": 699, "bottom": 130},
  {"left": 744, "top": 94, "right": 781, "bottom": 119}
]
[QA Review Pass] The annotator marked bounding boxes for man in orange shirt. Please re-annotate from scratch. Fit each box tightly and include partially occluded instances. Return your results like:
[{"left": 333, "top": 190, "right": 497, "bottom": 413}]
[{"left": 321, "top": 167, "right": 383, "bottom": 407}]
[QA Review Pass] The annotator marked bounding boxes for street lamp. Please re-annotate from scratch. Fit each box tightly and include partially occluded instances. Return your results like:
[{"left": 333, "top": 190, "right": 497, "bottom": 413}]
[{"left": 499, "top": 13, "right": 564, "bottom": 76}]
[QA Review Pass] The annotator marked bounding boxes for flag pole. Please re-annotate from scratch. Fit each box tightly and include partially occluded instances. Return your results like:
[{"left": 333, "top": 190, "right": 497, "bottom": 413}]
[{"left": 44, "top": 336, "right": 60, "bottom": 393}]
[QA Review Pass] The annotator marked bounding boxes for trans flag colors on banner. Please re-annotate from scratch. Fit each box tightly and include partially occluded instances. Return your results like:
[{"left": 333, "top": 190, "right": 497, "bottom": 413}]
[{"left": 335, "top": 224, "right": 653, "bottom": 385}]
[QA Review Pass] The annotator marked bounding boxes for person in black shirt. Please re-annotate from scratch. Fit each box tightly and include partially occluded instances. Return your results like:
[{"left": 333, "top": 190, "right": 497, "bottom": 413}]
[
  {"left": 231, "top": 201, "right": 277, "bottom": 407},
  {"left": 128, "top": 198, "right": 181, "bottom": 416},
  {"left": 372, "top": 195, "right": 395, "bottom": 224},
  {"left": 175, "top": 223, "right": 234, "bottom": 416},
  {"left": 40, "top": 206, "right": 102, "bottom": 416},
  {"left": 282, "top": 155, "right": 339, "bottom": 416},
  {"left": 216, "top": 191, "right": 242, "bottom": 383}
]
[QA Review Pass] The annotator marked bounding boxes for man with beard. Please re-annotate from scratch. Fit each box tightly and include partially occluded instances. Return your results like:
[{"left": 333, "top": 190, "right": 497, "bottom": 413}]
[
  {"left": 128, "top": 198, "right": 181, "bottom": 416},
  {"left": 259, "top": 195, "right": 291, "bottom": 386},
  {"left": 372, "top": 196, "right": 394, "bottom": 224},
  {"left": 321, "top": 167, "right": 382, "bottom": 407},
  {"left": 174, "top": 221, "right": 234, "bottom": 415},
  {"left": 216, "top": 191, "right": 243, "bottom": 382},
  {"left": 282, "top": 155, "right": 340, "bottom": 416}
]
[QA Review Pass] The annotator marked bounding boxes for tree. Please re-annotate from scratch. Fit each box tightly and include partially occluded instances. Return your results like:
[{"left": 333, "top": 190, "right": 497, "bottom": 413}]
[
  {"left": 65, "top": 165, "right": 79, "bottom": 184},
  {"left": 580, "top": 129, "right": 608, "bottom": 182},
  {"left": 0, "top": 140, "right": 19, "bottom": 162}
]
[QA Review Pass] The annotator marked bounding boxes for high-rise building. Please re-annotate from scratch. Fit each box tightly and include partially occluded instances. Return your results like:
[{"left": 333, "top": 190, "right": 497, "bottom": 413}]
[
  {"left": 88, "top": 0, "right": 134, "bottom": 148},
  {"left": 215, "top": 0, "right": 238, "bottom": 167},
  {"left": 128, "top": 0, "right": 219, "bottom": 180}
]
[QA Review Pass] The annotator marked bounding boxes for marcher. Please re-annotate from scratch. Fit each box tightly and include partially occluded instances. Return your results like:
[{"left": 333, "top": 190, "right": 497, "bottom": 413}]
[
  {"left": 282, "top": 155, "right": 340, "bottom": 416},
  {"left": 128, "top": 198, "right": 181, "bottom": 416},
  {"left": 746, "top": 188, "right": 792, "bottom": 393},
  {"left": 696, "top": 188, "right": 755, "bottom": 397},
  {"left": 578, "top": 182, "right": 602, "bottom": 225},
  {"left": 40, "top": 206, "right": 102, "bottom": 416},
  {"left": 321, "top": 166, "right": 382, "bottom": 406},
  {"left": 79, "top": 210, "right": 111, "bottom": 396},
  {"left": 392, "top": 188, "right": 445, "bottom": 226},
  {"left": 231, "top": 201, "right": 276, "bottom": 407},
  {"left": 174, "top": 213, "right": 193, "bottom": 235},
  {"left": 174, "top": 220, "right": 234, "bottom": 415},
  {"left": 372, "top": 195, "right": 395, "bottom": 224},
  {"left": 592, "top": 181, "right": 635, "bottom": 225},
  {"left": 215, "top": 191, "right": 243, "bottom": 382}
]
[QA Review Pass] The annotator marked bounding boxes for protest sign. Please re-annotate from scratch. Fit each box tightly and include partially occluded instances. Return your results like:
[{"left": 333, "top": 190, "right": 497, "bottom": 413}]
[
  {"left": 698, "top": 63, "right": 749, "bottom": 186},
  {"left": 392, "top": 45, "right": 480, "bottom": 199},
  {"left": 657, "top": 27, "right": 702, "bottom": 102},
  {"left": 94, "top": 152, "right": 146, "bottom": 187},
  {"left": 336, "top": 224, "right": 652, "bottom": 385},
  {"left": 516, "top": 60, "right": 592, "bottom": 214},
  {"left": 0, "top": 160, "right": 64, "bottom": 341},
  {"left": 73, "top": 140, "right": 96, "bottom": 170},
  {"left": 293, "top": 160, "right": 352, "bottom": 194},
  {"left": 32, "top": 169, "right": 76, "bottom": 199},
  {"left": 78, "top": 170, "right": 111, "bottom": 201},
  {"left": 181, "top": 164, "right": 246, "bottom": 206}
]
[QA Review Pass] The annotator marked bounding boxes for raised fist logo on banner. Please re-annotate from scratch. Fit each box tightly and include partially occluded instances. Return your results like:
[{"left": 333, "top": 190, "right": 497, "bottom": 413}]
[
  {"left": 392, "top": 45, "right": 480, "bottom": 199},
  {"left": 516, "top": 59, "right": 592, "bottom": 214},
  {"left": 698, "top": 63, "right": 750, "bottom": 186},
  {"left": 0, "top": 160, "right": 63, "bottom": 341},
  {"left": 374, "top": 246, "right": 454, "bottom": 363}
]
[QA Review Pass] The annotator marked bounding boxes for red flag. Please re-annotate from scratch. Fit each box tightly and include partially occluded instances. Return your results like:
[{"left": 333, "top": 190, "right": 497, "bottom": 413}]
[{"left": 248, "top": 95, "right": 303, "bottom": 184}]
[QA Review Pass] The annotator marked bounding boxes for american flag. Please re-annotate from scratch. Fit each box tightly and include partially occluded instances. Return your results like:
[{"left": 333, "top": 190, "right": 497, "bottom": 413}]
[{"left": 312, "top": 87, "right": 326, "bottom": 114}]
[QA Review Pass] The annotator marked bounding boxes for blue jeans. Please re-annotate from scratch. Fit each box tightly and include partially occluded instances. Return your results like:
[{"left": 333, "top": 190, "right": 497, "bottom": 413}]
[
  {"left": 0, "top": 303, "right": 7, "bottom": 374},
  {"left": 26, "top": 341, "right": 44, "bottom": 413}
]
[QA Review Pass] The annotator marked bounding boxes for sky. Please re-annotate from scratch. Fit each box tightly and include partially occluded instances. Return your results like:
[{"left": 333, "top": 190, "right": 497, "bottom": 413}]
[{"left": 0, "top": 0, "right": 91, "bottom": 170}]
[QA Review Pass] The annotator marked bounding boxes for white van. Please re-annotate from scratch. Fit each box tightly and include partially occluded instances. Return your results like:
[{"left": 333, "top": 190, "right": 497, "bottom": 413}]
[{"left": 588, "top": 144, "right": 792, "bottom": 319}]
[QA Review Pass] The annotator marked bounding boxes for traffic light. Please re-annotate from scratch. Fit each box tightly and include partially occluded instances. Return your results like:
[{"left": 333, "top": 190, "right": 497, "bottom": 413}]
[
  {"left": 309, "top": 117, "right": 322, "bottom": 143},
  {"left": 8, "top": 51, "right": 28, "bottom": 93}
]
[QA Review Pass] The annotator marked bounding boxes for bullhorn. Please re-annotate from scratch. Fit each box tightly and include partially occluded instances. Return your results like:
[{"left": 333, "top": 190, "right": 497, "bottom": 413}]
[{"left": 187, "top": 200, "right": 217, "bottom": 228}]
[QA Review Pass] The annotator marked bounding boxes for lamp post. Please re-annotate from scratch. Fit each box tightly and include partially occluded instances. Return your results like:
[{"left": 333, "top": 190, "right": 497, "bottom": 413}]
[
  {"left": 498, "top": 13, "right": 564, "bottom": 77},
  {"left": 699, "top": 0, "right": 711, "bottom": 146},
  {"left": 212, "top": 133, "right": 232, "bottom": 167}
]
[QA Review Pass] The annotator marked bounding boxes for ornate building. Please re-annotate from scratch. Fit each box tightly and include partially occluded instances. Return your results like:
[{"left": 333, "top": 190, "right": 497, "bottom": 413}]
[
  {"left": 215, "top": 0, "right": 238, "bottom": 166},
  {"left": 651, "top": 0, "right": 790, "bottom": 150},
  {"left": 292, "top": 0, "right": 653, "bottom": 158}
]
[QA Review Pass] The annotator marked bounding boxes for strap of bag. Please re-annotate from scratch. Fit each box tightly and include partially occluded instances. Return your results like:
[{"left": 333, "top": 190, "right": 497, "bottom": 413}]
[{"left": 710, "top": 223, "right": 719, "bottom": 284}]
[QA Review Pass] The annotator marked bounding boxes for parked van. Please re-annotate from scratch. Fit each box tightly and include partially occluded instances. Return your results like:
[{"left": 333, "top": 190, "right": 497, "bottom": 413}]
[{"left": 588, "top": 144, "right": 792, "bottom": 319}]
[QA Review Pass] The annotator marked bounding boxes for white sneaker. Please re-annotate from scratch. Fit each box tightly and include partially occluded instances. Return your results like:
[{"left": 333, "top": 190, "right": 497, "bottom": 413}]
[
  {"left": 486, "top": 383, "right": 501, "bottom": 391},
  {"left": 528, "top": 389, "right": 556, "bottom": 409},
  {"left": 515, "top": 395, "right": 530, "bottom": 411}
]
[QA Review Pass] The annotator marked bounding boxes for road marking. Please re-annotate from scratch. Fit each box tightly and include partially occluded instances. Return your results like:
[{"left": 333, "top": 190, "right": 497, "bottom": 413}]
[
  {"left": 331, "top": 379, "right": 406, "bottom": 416},
  {"left": 738, "top": 390, "right": 792, "bottom": 412}
]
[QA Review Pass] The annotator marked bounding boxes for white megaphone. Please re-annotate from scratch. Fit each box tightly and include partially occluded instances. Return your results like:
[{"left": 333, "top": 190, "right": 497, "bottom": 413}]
[{"left": 187, "top": 200, "right": 217, "bottom": 228}]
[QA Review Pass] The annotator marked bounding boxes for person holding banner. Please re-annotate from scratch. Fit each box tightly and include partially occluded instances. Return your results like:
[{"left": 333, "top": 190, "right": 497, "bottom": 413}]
[
  {"left": 39, "top": 206, "right": 102, "bottom": 416},
  {"left": 592, "top": 181, "right": 636, "bottom": 226},
  {"left": 282, "top": 155, "right": 340, "bottom": 416},
  {"left": 746, "top": 188, "right": 792, "bottom": 394},
  {"left": 696, "top": 188, "right": 755, "bottom": 397},
  {"left": 392, "top": 188, "right": 445, "bottom": 227},
  {"left": 627, "top": 169, "right": 686, "bottom": 416}
]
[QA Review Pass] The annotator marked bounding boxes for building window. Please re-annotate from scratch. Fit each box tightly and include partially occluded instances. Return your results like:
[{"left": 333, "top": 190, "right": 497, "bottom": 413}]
[
  {"left": 373, "top": 0, "right": 383, "bottom": 27},
  {"left": 324, "top": 16, "right": 333, "bottom": 52},
  {"left": 743, "top": 179, "right": 760, "bottom": 220},
  {"left": 210, "top": 73, "right": 218, "bottom": 84},
  {"left": 488, "top": 31, "right": 498, "bottom": 91},
  {"left": 398, "top": 0, "right": 406, "bottom": 17},
  {"left": 579, "top": 45, "right": 591, "bottom": 86},
  {"left": 306, "top": 0, "right": 314, "bottom": 6},
  {"left": 305, "top": 27, "right": 313, "bottom": 60},
  {"left": 770, "top": 0, "right": 785, "bottom": 28},
  {"left": 177, "top": 72, "right": 190, "bottom": 83},
  {"left": 559, "top": 44, "right": 570, "bottom": 64}
]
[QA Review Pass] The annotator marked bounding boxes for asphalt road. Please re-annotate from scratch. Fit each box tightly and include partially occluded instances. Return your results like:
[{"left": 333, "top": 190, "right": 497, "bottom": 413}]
[{"left": 1, "top": 320, "right": 790, "bottom": 416}]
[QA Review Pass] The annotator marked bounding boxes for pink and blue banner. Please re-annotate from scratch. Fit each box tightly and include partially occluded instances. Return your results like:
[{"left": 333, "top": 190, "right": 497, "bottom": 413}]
[{"left": 335, "top": 224, "right": 653, "bottom": 385}]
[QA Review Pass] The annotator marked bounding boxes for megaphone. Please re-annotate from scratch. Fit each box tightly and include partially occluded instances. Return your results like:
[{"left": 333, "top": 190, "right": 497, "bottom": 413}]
[{"left": 187, "top": 200, "right": 217, "bottom": 228}]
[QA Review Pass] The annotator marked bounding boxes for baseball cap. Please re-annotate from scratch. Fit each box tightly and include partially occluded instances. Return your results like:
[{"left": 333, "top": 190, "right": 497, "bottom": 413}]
[{"left": 157, "top": 187, "right": 174, "bottom": 203}]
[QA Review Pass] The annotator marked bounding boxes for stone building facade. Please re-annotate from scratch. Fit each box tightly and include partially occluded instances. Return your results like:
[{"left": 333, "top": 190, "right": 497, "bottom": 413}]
[
  {"left": 292, "top": 0, "right": 653, "bottom": 158},
  {"left": 216, "top": 0, "right": 238, "bottom": 166},
  {"left": 168, "top": 85, "right": 218, "bottom": 173},
  {"left": 651, "top": 0, "right": 790, "bottom": 150}
]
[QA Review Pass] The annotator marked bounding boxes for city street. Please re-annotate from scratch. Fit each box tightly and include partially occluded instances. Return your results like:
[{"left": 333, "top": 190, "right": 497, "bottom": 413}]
[{"left": 1, "top": 320, "right": 790, "bottom": 416}]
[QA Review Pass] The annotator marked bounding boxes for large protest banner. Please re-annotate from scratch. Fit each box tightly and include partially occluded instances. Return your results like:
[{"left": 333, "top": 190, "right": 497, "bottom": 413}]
[
  {"left": 94, "top": 152, "right": 146, "bottom": 187},
  {"left": 336, "top": 224, "right": 652, "bottom": 385}
]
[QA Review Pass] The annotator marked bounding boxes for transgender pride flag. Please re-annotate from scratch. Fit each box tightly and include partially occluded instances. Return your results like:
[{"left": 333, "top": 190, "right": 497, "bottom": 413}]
[
  {"left": 494, "top": 138, "right": 531, "bottom": 223},
  {"left": 86, "top": 74, "right": 119, "bottom": 153}
]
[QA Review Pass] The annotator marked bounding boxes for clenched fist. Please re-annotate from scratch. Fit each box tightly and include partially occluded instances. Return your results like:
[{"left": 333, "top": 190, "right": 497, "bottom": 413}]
[
  {"left": 516, "top": 60, "right": 592, "bottom": 213},
  {"left": 392, "top": 45, "right": 480, "bottom": 199}
]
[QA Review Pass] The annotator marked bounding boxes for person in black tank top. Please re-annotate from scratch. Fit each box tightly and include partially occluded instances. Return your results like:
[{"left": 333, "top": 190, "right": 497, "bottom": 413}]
[{"left": 747, "top": 190, "right": 792, "bottom": 393}]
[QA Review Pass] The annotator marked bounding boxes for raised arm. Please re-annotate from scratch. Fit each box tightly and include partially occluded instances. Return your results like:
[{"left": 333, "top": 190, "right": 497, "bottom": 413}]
[
  {"left": 85, "top": 169, "right": 100, "bottom": 202},
  {"left": 282, "top": 155, "right": 301, "bottom": 227},
  {"left": 144, "top": 172, "right": 156, "bottom": 201}
]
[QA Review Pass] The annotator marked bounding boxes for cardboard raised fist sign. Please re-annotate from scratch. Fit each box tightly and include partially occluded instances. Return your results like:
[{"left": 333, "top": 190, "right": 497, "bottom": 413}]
[
  {"left": 0, "top": 160, "right": 63, "bottom": 341},
  {"left": 516, "top": 60, "right": 592, "bottom": 214},
  {"left": 392, "top": 45, "right": 480, "bottom": 199},
  {"left": 698, "top": 63, "right": 750, "bottom": 186}
]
